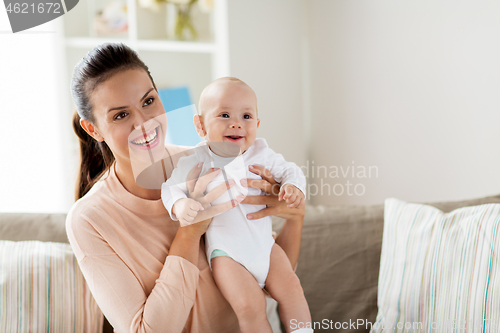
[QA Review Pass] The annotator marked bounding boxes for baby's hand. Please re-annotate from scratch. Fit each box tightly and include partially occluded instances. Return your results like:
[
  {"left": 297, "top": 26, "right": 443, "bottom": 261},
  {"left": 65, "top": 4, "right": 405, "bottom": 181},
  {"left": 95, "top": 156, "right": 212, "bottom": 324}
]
[
  {"left": 173, "top": 198, "right": 204, "bottom": 227},
  {"left": 278, "top": 184, "right": 304, "bottom": 208}
]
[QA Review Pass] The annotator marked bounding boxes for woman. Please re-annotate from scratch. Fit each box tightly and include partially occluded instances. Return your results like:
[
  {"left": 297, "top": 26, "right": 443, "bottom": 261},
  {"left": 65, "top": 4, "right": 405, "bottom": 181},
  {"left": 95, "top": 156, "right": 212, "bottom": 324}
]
[{"left": 66, "top": 42, "right": 305, "bottom": 333}]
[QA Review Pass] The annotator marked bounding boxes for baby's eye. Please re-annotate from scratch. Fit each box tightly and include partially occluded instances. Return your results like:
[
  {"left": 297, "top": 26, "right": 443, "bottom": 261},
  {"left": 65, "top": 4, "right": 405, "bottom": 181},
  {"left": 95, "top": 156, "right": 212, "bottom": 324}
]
[
  {"left": 220, "top": 113, "right": 230, "bottom": 118},
  {"left": 243, "top": 114, "right": 252, "bottom": 119},
  {"left": 143, "top": 97, "right": 154, "bottom": 106},
  {"left": 114, "top": 111, "right": 128, "bottom": 120}
]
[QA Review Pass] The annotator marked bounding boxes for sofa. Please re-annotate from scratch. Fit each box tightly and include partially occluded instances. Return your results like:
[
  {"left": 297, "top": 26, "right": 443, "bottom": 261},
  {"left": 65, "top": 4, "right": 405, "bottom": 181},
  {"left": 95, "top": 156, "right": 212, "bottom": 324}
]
[{"left": 2, "top": 193, "right": 500, "bottom": 332}]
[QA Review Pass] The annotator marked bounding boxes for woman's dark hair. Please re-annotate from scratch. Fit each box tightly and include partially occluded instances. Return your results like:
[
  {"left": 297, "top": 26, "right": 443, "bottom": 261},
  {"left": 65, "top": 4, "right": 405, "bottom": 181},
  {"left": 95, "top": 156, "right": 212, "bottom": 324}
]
[{"left": 71, "top": 42, "right": 156, "bottom": 201}]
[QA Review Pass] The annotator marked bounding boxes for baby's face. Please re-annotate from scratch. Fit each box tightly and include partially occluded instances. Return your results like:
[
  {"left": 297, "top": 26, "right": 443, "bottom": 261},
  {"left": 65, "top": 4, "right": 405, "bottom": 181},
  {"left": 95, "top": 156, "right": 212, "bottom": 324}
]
[{"left": 199, "top": 82, "right": 260, "bottom": 154}]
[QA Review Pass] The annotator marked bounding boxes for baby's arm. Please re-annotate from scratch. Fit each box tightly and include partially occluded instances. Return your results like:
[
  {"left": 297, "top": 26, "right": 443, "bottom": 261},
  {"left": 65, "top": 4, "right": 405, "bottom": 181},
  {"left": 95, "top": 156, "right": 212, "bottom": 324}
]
[
  {"left": 260, "top": 143, "right": 307, "bottom": 208},
  {"left": 278, "top": 184, "right": 305, "bottom": 208},
  {"left": 161, "top": 155, "right": 201, "bottom": 226}
]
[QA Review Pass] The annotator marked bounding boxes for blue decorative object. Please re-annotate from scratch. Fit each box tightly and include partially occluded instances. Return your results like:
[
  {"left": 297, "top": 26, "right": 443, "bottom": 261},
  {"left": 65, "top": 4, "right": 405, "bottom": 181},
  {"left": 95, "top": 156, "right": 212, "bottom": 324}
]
[{"left": 158, "top": 86, "right": 201, "bottom": 147}]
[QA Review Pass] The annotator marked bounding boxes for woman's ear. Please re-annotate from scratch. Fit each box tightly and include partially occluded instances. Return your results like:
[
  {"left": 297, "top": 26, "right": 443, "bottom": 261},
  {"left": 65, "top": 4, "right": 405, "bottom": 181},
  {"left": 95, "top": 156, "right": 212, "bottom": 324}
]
[
  {"left": 193, "top": 114, "right": 206, "bottom": 137},
  {"left": 80, "top": 118, "right": 104, "bottom": 142}
]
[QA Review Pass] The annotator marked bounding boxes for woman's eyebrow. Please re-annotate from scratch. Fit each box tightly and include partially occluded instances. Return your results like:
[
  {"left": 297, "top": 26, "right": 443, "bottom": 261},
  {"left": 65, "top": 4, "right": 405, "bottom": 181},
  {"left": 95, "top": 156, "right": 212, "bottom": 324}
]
[{"left": 107, "top": 88, "right": 155, "bottom": 113}]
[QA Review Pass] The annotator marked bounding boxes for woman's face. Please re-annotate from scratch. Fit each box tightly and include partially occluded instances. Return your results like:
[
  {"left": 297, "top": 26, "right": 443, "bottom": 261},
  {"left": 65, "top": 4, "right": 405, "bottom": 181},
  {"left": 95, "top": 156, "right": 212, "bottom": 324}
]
[{"left": 89, "top": 68, "right": 167, "bottom": 169}]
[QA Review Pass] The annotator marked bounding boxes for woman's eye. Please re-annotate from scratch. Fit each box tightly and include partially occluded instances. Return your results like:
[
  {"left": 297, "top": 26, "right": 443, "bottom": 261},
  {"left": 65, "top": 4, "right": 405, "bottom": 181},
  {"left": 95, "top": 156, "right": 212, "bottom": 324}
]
[
  {"left": 143, "top": 97, "right": 154, "bottom": 106},
  {"left": 114, "top": 111, "right": 128, "bottom": 120}
]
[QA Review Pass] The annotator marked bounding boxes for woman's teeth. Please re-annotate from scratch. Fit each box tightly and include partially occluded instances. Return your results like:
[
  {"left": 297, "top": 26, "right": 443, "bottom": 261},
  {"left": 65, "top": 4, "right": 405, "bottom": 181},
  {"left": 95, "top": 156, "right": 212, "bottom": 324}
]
[{"left": 132, "top": 128, "right": 158, "bottom": 145}]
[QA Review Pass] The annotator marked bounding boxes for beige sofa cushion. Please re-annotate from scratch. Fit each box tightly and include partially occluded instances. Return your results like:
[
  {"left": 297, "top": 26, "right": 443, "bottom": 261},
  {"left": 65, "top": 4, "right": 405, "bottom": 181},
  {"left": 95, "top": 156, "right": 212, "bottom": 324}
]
[
  {"left": 0, "top": 213, "right": 67, "bottom": 242},
  {"left": 272, "top": 204, "right": 384, "bottom": 331}
]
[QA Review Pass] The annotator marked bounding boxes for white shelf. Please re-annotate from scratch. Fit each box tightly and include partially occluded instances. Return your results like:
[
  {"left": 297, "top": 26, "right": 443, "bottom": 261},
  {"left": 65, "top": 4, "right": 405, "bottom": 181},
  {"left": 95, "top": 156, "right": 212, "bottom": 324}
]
[
  {"left": 65, "top": 37, "right": 128, "bottom": 48},
  {"left": 65, "top": 37, "right": 216, "bottom": 54},
  {"left": 136, "top": 39, "right": 216, "bottom": 54}
]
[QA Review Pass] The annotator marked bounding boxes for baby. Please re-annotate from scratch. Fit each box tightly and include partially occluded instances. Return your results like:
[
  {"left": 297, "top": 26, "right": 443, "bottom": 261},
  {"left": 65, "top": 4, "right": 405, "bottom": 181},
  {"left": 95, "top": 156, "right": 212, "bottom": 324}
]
[{"left": 161, "top": 77, "right": 313, "bottom": 333}]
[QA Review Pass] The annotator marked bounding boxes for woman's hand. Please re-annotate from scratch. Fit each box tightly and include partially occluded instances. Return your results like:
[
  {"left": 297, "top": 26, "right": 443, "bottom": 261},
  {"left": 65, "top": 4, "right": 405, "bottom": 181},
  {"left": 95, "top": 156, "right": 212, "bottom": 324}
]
[
  {"left": 240, "top": 164, "right": 305, "bottom": 269},
  {"left": 239, "top": 165, "right": 305, "bottom": 221},
  {"left": 178, "top": 163, "right": 243, "bottom": 237},
  {"left": 171, "top": 163, "right": 244, "bottom": 265}
]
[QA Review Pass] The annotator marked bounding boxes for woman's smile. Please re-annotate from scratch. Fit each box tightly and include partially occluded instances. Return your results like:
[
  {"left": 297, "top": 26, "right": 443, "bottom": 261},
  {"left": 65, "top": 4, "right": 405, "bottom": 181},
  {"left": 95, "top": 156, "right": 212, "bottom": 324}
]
[{"left": 130, "top": 126, "right": 160, "bottom": 150}]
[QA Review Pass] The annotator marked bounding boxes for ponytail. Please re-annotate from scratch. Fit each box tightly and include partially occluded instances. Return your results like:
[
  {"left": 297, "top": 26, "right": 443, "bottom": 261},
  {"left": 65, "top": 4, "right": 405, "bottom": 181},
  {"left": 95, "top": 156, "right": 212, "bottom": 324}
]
[
  {"left": 72, "top": 111, "right": 114, "bottom": 200},
  {"left": 70, "top": 42, "right": 156, "bottom": 200}
]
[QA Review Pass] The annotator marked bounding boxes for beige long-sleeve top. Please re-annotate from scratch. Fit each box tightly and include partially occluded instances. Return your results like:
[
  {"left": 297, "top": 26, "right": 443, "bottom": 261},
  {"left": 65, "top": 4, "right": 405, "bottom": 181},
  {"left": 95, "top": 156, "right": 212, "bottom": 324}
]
[{"left": 65, "top": 144, "right": 240, "bottom": 333}]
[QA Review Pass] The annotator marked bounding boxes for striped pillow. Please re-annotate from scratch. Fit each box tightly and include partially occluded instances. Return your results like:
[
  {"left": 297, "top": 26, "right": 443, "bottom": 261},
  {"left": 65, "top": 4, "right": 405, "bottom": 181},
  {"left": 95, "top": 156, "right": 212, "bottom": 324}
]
[
  {"left": 0, "top": 241, "right": 103, "bottom": 332},
  {"left": 372, "top": 198, "right": 500, "bottom": 332}
]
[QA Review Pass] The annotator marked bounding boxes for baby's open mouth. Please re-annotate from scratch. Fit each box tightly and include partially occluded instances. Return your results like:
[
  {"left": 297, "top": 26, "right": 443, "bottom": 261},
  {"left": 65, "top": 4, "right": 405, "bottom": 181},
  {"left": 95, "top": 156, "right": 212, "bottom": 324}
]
[
  {"left": 225, "top": 135, "right": 243, "bottom": 141},
  {"left": 131, "top": 127, "right": 159, "bottom": 146}
]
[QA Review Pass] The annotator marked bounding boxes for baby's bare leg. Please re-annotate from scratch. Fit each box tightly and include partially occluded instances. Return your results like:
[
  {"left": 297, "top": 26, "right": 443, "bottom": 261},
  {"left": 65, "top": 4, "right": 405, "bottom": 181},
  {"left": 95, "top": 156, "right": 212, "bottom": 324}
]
[
  {"left": 211, "top": 256, "right": 273, "bottom": 333},
  {"left": 265, "top": 243, "right": 312, "bottom": 333}
]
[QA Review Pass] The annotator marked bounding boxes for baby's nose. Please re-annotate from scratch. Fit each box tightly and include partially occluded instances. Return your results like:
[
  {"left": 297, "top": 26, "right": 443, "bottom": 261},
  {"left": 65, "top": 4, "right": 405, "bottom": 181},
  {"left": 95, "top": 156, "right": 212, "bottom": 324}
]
[{"left": 229, "top": 121, "right": 242, "bottom": 128}]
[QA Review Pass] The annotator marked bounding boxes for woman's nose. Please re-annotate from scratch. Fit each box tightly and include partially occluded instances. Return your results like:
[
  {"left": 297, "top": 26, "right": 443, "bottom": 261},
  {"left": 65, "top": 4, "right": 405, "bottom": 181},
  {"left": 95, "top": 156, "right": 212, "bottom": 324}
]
[{"left": 133, "top": 110, "right": 149, "bottom": 128}]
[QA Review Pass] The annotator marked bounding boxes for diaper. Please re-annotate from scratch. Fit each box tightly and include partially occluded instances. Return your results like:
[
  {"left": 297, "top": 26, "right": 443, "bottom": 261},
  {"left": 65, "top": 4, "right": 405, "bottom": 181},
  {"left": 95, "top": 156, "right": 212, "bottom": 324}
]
[
  {"left": 210, "top": 249, "right": 229, "bottom": 260},
  {"left": 208, "top": 245, "right": 273, "bottom": 289}
]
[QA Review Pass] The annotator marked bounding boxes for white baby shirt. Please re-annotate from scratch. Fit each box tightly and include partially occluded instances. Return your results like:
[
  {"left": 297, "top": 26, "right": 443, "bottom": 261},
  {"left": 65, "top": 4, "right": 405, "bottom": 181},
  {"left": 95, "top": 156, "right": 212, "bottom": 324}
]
[{"left": 161, "top": 138, "right": 306, "bottom": 288}]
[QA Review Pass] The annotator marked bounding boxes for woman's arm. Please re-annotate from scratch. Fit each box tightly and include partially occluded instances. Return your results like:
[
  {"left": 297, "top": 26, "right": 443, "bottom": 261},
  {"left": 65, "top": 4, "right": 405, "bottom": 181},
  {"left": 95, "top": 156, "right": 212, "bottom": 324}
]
[
  {"left": 274, "top": 213, "right": 304, "bottom": 271},
  {"left": 168, "top": 227, "right": 203, "bottom": 265},
  {"left": 240, "top": 165, "right": 305, "bottom": 270},
  {"left": 66, "top": 214, "right": 200, "bottom": 333}
]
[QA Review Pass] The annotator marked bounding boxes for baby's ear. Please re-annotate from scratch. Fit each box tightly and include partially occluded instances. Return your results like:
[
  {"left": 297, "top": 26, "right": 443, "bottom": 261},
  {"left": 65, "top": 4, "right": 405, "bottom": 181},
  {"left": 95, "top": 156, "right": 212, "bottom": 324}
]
[{"left": 193, "top": 114, "right": 206, "bottom": 137}]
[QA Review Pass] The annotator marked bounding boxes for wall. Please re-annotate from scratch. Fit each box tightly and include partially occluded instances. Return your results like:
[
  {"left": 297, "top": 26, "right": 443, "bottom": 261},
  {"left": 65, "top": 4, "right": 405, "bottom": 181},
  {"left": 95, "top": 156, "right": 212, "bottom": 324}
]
[
  {"left": 0, "top": 17, "right": 72, "bottom": 213},
  {"left": 307, "top": 0, "right": 500, "bottom": 205}
]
